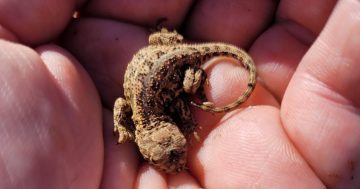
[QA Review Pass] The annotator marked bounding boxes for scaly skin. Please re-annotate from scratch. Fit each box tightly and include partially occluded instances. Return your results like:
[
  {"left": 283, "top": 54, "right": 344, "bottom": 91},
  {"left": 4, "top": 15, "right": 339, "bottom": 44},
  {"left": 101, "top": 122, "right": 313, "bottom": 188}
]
[{"left": 113, "top": 28, "right": 257, "bottom": 173}]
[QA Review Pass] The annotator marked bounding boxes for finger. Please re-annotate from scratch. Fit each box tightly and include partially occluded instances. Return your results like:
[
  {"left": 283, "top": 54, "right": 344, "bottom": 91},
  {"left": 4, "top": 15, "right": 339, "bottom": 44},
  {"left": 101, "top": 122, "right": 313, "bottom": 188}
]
[
  {"left": 189, "top": 107, "right": 324, "bottom": 188},
  {"left": 62, "top": 18, "right": 149, "bottom": 108},
  {"left": 100, "top": 109, "right": 140, "bottom": 189},
  {"left": 0, "top": 0, "right": 83, "bottom": 44},
  {"left": 84, "top": 0, "right": 193, "bottom": 28},
  {"left": 37, "top": 45, "right": 104, "bottom": 187},
  {"left": 168, "top": 171, "right": 202, "bottom": 189},
  {"left": 0, "top": 25, "right": 17, "bottom": 42},
  {"left": 281, "top": 0, "right": 360, "bottom": 188},
  {"left": 192, "top": 57, "right": 278, "bottom": 134},
  {"left": 187, "top": 58, "right": 298, "bottom": 187},
  {"left": 0, "top": 41, "right": 102, "bottom": 188},
  {"left": 277, "top": 0, "right": 337, "bottom": 35},
  {"left": 250, "top": 23, "right": 310, "bottom": 101},
  {"left": 249, "top": 0, "right": 337, "bottom": 101},
  {"left": 134, "top": 164, "right": 168, "bottom": 189},
  {"left": 185, "top": 0, "right": 277, "bottom": 48}
]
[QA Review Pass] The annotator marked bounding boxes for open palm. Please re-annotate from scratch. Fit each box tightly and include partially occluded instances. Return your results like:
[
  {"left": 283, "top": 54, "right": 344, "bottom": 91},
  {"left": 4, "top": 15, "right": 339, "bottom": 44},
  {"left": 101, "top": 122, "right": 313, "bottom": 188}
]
[{"left": 0, "top": 0, "right": 359, "bottom": 188}]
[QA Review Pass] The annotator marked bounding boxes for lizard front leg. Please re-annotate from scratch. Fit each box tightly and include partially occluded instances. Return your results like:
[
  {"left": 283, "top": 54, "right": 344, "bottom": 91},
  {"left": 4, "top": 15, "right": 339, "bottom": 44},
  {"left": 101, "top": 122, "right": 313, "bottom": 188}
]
[{"left": 113, "top": 97, "right": 135, "bottom": 143}]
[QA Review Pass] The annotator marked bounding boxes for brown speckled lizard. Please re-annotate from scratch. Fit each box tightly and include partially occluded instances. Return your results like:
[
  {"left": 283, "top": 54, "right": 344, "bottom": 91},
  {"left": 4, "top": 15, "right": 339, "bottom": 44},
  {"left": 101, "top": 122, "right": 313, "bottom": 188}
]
[{"left": 113, "top": 28, "right": 256, "bottom": 173}]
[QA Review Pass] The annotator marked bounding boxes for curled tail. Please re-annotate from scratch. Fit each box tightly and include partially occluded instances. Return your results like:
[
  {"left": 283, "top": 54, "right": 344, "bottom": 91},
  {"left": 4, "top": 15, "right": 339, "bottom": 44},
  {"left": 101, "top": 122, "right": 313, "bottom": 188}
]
[{"left": 189, "top": 43, "right": 257, "bottom": 113}]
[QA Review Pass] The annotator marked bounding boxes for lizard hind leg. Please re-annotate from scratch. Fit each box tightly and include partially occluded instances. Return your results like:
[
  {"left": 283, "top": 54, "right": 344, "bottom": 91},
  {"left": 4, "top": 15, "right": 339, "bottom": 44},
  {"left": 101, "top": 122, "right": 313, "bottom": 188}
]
[
  {"left": 183, "top": 67, "right": 207, "bottom": 94},
  {"left": 182, "top": 67, "right": 211, "bottom": 109},
  {"left": 113, "top": 97, "right": 135, "bottom": 144},
  {"left": 148, "top": 28, "right": 184, "bottom": 46}
]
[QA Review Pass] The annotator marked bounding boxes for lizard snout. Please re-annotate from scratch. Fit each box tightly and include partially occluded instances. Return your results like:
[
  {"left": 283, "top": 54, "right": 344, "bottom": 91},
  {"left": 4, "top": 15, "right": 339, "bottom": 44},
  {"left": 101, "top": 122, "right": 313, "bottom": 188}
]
[{"left": 136, "top": 121, "right": 188, "bottom": 173}]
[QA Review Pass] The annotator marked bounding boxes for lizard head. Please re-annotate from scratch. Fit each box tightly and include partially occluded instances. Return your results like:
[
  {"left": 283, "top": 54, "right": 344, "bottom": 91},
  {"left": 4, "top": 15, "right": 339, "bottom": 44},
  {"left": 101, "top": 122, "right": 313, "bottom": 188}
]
[
  {"left": 149, "top": 28, "right": 184, "bottom": 46},
  {"left": 136, "top": 121, "right": 188, "bottom": 173}
]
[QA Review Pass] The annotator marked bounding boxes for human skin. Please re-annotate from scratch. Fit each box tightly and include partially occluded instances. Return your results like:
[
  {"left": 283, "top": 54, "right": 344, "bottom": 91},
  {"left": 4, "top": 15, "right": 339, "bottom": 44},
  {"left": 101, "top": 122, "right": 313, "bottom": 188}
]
[{"left": 0, "top": 0, "right": 359, "bottom": 188}]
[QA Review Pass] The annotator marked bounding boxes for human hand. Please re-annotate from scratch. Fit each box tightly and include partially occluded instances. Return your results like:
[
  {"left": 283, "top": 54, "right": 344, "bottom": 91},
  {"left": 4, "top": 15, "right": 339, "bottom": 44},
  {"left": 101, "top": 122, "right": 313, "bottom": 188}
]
[{"left": 1, "top": 0, "right": 359, "bottom": 188}]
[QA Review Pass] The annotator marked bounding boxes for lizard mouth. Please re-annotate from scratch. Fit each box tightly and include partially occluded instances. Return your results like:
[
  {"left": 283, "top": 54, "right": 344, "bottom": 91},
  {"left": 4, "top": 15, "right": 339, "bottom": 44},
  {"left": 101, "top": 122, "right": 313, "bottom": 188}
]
[
  {"left": 168, "top": 148, "right": 187, "bottom": 172},
  {"left": 139, "top": 121, "right": 188, "bottom": 174}
]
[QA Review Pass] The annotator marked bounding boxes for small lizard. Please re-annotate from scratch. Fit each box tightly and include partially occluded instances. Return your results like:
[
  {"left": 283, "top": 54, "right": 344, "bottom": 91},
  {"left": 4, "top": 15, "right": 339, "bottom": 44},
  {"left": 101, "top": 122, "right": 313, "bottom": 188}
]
[{"left": 113, "top": 28, "right": 256, "bottom": 173}]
